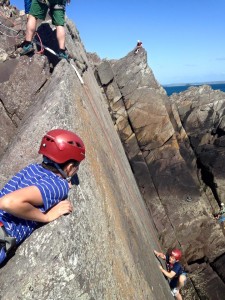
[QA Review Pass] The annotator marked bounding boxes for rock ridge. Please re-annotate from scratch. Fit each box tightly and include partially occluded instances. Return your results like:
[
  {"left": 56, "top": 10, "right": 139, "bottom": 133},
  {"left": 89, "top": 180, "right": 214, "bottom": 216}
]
[
  {"left": 93, "top": 48, "right": 225, "bottom": 298},
  {"left": 0, "top": 2, "right": 225, "bottom": 299}
]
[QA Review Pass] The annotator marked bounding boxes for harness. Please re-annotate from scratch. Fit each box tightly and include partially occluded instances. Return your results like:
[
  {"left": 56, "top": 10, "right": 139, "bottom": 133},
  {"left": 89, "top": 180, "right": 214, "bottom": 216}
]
[
  {"left": 37, "top": 0, "right": 66, "bottom": 10},
  {"left": 0, "top": 221, "right": 16, "bottom": 253}
]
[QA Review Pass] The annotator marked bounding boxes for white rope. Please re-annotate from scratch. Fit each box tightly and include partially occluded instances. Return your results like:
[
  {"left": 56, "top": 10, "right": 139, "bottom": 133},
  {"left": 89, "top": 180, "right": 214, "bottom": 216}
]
[
  {"left": 0, "top": 21, "right": 19, "bottom": 33},
  {"left": 0, "top": 29, "right": 19, "bottom": 38},
  {"left": 70, "top": 60, "right": 84, "bottom": 85},
  {"left": 34, "top": 40, "right": 84, "bottom": 85}
]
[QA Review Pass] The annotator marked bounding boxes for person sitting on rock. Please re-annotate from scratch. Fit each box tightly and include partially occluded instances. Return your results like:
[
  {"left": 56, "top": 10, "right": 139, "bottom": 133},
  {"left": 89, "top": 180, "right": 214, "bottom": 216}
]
[
  {"left": 21, "top": 0, "right": 70, "bottom": 59},
  {"left": 154, "top": 248, "right": 187, "bottom": 300},
  {"left": 0, "top": 128, "right": 85, "bottom": 266},
  {"left": 134, "top": 40, "right": 143, "bottom": 54}
]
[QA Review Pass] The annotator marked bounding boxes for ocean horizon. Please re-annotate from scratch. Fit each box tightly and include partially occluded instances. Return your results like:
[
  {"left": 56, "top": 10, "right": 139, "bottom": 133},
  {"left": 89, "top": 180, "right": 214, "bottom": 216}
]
[{"left": 163, "top": 82, "right": 225, "bottom": 96}]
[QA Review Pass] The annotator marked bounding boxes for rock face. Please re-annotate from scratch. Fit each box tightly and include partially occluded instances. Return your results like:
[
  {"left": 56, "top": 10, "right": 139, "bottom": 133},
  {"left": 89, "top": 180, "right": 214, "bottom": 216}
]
[
  {"left": 92, "top": 51, "right": 225, "bottom": 298},
  {"left": 0, "top": 5, "right": 172, "bottom": 300},
  {"left": 0, "top": 4, "right": 225, "bottom": 300},
  {"left": 170, "top": 86, "right": 225, "bottom": 205}
]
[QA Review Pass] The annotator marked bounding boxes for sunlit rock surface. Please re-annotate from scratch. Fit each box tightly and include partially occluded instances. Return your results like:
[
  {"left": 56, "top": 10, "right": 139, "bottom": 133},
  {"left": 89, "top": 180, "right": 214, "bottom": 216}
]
[{"left": 0, "top": 3, "right": 225, "bottom": 299}]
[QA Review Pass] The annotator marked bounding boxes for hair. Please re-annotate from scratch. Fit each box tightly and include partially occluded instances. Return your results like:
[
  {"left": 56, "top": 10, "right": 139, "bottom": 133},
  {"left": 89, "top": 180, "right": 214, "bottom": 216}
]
[
  {"left": 42, "top": 159, "right": 79, "bottom": 173},
  {"left": 166, "top": 248, "right": 173, "bottom": 256}
]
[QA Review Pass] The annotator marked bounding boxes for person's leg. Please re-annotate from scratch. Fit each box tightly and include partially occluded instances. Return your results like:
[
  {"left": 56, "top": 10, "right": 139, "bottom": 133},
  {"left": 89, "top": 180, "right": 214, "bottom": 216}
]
[
  {"left": 25, "top": 15, "right": 37, "bottom": 42},
  {"left": 175, "top": 291, "right": 182, "bottom": 300},
  {"left": 26, "top": 0, "right": 48, "bottom": 40},
  {"left": 173, "top": 274, "right": 186, "bottom": 300},
  {"left": 20, "top": 14, "right": 37, "bottom": 55},
  {"left": 178, "top": 274, "right": 186, "bottom": 289},
  {"left": 51, "top": 7, "right": 68, "bottom": 59},
  {"left": 56, "top": 25, "right": 65, "bottom": 50},
  {"left": 21, "top": 0, "right": 48, "bottom": 55}
]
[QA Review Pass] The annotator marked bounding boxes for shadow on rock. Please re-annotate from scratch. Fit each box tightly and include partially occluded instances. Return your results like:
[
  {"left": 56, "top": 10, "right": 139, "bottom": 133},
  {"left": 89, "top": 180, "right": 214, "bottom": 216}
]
[{"left": 35, "top": 23, "right": 61, "bottom": 68}]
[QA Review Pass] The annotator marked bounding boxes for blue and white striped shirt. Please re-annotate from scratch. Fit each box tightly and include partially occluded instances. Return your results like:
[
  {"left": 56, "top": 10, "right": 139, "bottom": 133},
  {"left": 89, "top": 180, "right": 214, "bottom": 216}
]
[{"left": 0, "top": 163, "right": 69, "bottom": 244}]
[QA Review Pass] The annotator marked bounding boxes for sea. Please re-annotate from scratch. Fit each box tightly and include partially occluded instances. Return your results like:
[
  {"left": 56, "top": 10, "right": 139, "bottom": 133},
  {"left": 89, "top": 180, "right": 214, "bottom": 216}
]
[{"left": 163, "top": 83, "right": 225, "bottom": 97}]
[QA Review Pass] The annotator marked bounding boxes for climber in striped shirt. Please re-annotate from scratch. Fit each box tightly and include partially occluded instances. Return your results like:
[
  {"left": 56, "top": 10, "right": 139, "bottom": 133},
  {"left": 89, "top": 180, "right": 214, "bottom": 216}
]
[{"left": 0, "top": 128, "right": 85, "bottom": 265}]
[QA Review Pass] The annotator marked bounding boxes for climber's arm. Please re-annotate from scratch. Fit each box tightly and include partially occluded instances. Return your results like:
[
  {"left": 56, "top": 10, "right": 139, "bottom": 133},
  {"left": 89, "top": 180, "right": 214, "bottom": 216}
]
[
  {"left": 159, "top": 266, "right": 176, "bottom": 279},
  {"left": 0, "top": 186, "right": 72, "bottom": 222}
]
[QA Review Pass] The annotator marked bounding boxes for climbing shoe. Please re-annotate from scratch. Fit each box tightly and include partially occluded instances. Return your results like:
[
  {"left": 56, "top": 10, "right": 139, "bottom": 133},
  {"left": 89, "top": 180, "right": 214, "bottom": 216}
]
[
  {"left": 58, "top": 50, "right": 69, "bottom": 61},
  {"left": 20, "top": 42, "right": 35, "bottom": 56}
]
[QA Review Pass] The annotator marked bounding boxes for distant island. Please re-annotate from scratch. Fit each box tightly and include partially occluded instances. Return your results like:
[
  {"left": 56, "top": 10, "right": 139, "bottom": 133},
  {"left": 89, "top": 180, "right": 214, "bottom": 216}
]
[
  {"left": 163, "top": 81, "right": 225, "bottom": 87},
  {"left": 163, "top": 81, "right": 225, "bottom": 96}
]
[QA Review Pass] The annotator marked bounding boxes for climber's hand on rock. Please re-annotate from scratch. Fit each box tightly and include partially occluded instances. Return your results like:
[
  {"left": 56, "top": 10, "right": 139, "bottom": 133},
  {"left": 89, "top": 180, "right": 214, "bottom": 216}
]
[{"left": 45, "top": 200, "right": 73, "bottom": 222}]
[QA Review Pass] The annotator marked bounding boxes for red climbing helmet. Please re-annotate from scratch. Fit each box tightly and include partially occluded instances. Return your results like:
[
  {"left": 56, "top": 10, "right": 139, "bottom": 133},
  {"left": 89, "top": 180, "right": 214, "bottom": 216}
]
[
  {"left": 171, "top": 249, "right": 182, "bottom": 261},
  {"left": 39, "top": 129, "right": 85, "bottom": 163}
]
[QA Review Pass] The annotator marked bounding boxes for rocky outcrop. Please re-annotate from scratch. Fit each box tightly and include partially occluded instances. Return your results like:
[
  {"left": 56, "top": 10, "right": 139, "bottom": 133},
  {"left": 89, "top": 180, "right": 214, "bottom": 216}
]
[
  {"left": 92, "top": 50, "right": 225, "bottom": 298},
  {"left": 1, "top": 4, "right": 225, "bottom": 299},
  {"left": 0, "top": 5, "right": 173, "bottom": 300},
  {"left": 0, "top": 0, "right": 10, "bottom": 7},
  {"left": 170, "top": 86, "right": 225, "bottom": 207}
]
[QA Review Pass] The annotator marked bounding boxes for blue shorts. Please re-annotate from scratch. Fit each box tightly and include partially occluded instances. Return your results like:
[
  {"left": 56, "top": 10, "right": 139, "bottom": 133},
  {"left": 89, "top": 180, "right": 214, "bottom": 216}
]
[
  {"left": 181, "top": 272, "right": 187, "bottom": 284},
  {"left": 170, "top": 272, "right": 187, "bottom": 289}
]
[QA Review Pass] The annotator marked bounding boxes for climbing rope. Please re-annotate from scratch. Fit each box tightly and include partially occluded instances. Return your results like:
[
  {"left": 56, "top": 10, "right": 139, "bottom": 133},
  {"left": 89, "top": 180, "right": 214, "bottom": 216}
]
[
  {"left": 32, "top": 38, "right": 84, "bottom": 84},
  {"left": 0, "top": 28, "right": 18, "bottom": 38},
  {"left": 0, "top": 11, "right": 26, "bottom": 47},
  {"left": 70, "top": 60, "right": 84, "bottom": 84},
  {"left": 33, "top": 31, "right": 44, "bottom": 54},
  {"left": 0, "top": 21, "right": 23, "bottom": 38},
  {"left": 0, "top": 10, "right": 17, "bottom": 26},
  {"left": 0, "top": 9, "right": 85, "bottom": 84},
  {"left": 0, "top": 20, "right": 18, "bottom": 33}
]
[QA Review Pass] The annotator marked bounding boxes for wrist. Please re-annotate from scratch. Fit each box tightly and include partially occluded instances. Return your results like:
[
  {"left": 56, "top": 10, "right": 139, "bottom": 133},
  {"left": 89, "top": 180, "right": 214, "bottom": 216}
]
[
  {"left": 160, "top": 266, "right": 164, "bottom": 272},
  {"left": 43, "top": 212, "right": 50, "bottom": 223}
]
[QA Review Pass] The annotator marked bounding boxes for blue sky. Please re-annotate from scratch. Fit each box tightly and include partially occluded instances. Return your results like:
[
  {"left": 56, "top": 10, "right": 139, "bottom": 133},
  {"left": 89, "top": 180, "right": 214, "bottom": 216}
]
[{"left": 11, "top": 0, "right": 225, "bottom": 85}]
